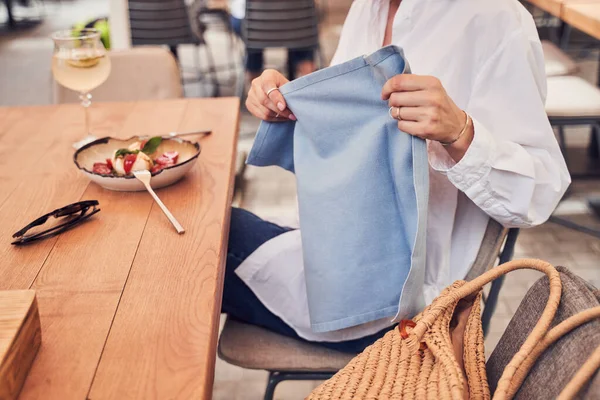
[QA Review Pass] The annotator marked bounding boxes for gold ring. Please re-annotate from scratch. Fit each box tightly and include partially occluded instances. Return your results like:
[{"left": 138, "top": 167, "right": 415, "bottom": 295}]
[{"left": 266, "top": 88, "right": 280, "bottom": 97}]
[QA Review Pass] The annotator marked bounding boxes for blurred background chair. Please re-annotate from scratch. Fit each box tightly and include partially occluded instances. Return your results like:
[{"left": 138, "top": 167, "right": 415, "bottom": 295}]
[
  {"left": 542, "top": 40, "right": 578, "bottom": 77},
  {"left": 546, "top": 75, "right": 600, "bottom": 165},
  {"left": 127, "top": 0, "right": 220, "bottom": 96},
  {"left": 538, "top": 34, "right": 600, "bottom": 236},
  {"left": 190, "top": 0, "right": 245, "bottom": 98},
  {"left": 53, "top": 47, "right": 182, "bottom": 103},
  {"left": 218, "top": 220, "right": 519, "bottom": 400},
  {"left": 242, "top": 0, "right": 322, "bottom": 81},
  {"left": 541, "top": 40, "right": 600, "bottom": 168}
]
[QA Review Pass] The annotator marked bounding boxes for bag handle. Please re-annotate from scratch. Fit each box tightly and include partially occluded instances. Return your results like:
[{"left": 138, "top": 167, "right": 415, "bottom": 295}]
[
  {"left": 559, "top": 344, "right": 600, "bottom": 399},
  {"left": 508, "top": 306, "right": 600, "bottom": 399},
  {"left": 404, "top": 259, "right": 562, "bottom": 399}
]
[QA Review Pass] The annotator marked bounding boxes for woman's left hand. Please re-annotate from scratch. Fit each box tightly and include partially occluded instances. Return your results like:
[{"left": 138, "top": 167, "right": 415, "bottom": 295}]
[{"left": 382, "top": 75, "right": 470, "bottom": 146}]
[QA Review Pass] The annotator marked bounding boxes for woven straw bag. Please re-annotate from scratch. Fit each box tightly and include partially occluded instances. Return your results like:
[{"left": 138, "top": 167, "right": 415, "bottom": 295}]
[{"left": 307, "top": 259, "right": 600, "bottom": 400}]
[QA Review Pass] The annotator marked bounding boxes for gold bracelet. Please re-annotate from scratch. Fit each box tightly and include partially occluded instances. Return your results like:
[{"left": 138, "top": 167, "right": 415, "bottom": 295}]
[{"left": 440, "top": 111, "right": 470, "bottom": 147}]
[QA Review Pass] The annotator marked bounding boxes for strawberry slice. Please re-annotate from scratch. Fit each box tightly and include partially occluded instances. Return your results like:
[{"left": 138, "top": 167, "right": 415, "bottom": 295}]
[
  {"left": 151, "top": 164, "right": 164, "bottom": 174},
  {"left": 123, "top": 153, "right": 137, "bottom": 174},
  {"left": 93, "top": 163, "right": 112, "bottom": 175},
  {"left": 105, "top": 158, "right": 113, "bottom": 170}
]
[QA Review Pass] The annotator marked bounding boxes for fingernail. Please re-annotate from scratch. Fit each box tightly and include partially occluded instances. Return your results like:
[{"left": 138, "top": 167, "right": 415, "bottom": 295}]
[
  {"left": 277, "top": 102, "right": 285, "bottom": 111},
  {"left": 289, "top": 114, "right": 297, "bottom": 121}
]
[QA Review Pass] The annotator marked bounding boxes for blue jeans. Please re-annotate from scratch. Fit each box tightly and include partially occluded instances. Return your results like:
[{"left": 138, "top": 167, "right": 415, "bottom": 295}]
[
  {"left": 222, "top": 208, "right": 391, "bottom": 354},
  {"left": 230, "top": 17, "right": 315, "bottom": 75}
]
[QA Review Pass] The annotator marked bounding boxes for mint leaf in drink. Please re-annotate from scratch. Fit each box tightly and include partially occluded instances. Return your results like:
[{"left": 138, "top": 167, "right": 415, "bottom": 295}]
[{"left": 142, "top": 136, "right": 162, "bottom": 155}]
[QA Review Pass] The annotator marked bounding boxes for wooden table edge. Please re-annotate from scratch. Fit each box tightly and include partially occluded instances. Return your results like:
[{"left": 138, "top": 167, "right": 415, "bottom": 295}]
[{"left": 202, "top": 97, "right": 240, "bottom": 399}]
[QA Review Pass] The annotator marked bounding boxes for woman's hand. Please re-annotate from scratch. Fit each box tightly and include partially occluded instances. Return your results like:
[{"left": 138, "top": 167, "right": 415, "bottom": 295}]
[
  {"left": 382, "top": 75, "right": 474, "bottom": 161},
  {"left": 246, "top": 69, "right": 296, "bottom": 122}
]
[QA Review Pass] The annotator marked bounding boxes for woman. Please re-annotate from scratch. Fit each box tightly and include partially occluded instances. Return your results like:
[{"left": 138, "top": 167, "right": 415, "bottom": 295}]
[{"left": 223, "top": 0, "right": 570, "bottom": 353}]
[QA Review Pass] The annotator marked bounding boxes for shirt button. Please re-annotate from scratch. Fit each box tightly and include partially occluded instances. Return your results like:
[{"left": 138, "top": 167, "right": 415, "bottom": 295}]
[{"left": 484, "top": 199, "right": 493, "bottom": 208}]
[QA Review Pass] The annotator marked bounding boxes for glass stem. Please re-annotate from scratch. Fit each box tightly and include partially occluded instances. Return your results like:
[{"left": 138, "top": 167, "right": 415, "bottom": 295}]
[{"left": 80, "top": 92, "right": 92, "bottom": 136}]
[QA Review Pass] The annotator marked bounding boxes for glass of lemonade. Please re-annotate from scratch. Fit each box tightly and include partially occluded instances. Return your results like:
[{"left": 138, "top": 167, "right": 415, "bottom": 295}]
[{"left": 51, "top": 29, "right": 111, "bottom": 140}]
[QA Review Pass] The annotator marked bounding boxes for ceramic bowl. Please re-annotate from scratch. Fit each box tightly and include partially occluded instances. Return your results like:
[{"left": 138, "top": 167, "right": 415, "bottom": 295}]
[{"left": 73, "top": 136, "right": 201, "bottom": 191}]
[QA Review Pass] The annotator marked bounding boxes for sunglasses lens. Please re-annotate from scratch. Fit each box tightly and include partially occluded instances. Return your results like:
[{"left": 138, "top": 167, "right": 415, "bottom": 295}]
[{"left": 55, "top": 203, "right": 87, "bottom": 217}]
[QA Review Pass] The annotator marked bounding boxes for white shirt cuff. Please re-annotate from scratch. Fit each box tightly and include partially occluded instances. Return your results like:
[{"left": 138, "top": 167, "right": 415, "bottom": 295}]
[{"left": 427, "top": 116, "right": 494, "bottom": 193}]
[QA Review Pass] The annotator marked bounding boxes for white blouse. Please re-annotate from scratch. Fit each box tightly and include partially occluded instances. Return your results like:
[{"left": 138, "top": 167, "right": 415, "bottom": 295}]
[{"left": 235, "top": 0, "right": 571, "bottom": 342}]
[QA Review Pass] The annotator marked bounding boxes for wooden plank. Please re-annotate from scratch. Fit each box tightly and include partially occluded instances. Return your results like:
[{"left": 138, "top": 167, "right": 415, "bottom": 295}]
[
  {"left": 526, "top": 0, "right": 563, "bottom": 16},
  {"left": 0, "top": 291, "right": 41, "bottom": 400},
  {"left": 524, "top": 0, "right": 599, "bottom": 18},
  {"left": 88, "top": 98, "right": 239, "bottom": 400},
  {"left": 563, "top": 2, "right": 600, "bottom": 40},
  {"left": 0, "top": 106, "right": 60, "bottom": 208},
  {"left": 17, "top": 100, "right": 190, "bottom": 400},
  {"left": 0, "top": 103, "right": 135, "bottom": 291},
  {"left": 0, "top": 107, "right": 28, "bottom": 141}
]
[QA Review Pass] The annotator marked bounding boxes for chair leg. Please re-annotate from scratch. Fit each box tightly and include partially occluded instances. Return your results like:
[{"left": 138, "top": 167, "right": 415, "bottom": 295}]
[
  {"left": 202, "top": 43, "right": 220, "bottom": 97},
  {"left": 169, "top": 45, "right": 179, "bottom": 61},
  {"left": 597, "top": 51, "right": 600, "bottom": 87},
  {"left": 236, "top": 49, "right": 248, "bottom": 100},
  {"left": 287, "top": 56, "right": 296, "bottom": 81},
  {"left": 557, "top": 125, "right": 569, "bottom": 166},
  {"left": 482, "top": 276, "right": 505, "bottom": 337},
  {"left": 559, "top": 23, "right": 573, "bottom": 50},
  {"left": 482, "top": 228, "right": 520, "bottom": 336},
  {"left": 175, "top": 45, "right": 186, "bottom": 97},
  {"left": 263, "top": 370, "right": 337, "bottom": 400},
  {"left": 264, "top": 372, "right": 282, "bottom": 400},
  {"left": 316, "top": 46, "right": 325, "bottom": 70},
  {"left": 499, "top": 228, "right": 519, "bottom": 265},
  {"left": 588, "top": 123, "right": 600, "bottom": 159}
]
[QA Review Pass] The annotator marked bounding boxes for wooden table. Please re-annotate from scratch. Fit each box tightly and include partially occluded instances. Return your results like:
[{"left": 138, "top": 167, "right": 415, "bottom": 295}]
[
  {"left": 0, "top": 98, "right": 239, "bottom": 399},
  {"left": 563, "top": 2, "right": 600, "bottom": 40},
  {"left": 526, "top": 0, "right": 565, "bottom": 17},
  {"left": 525, "top": 0, "right": 600, "bottom": 19}
]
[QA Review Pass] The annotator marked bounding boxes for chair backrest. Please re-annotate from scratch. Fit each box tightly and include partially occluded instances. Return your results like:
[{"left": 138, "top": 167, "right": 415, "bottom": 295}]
[
  {"left": 128, "top": 0, "right": 198, "bottom": 46},
  {"left": 243, "top": 0, "right": 320, "bottom": 50},
  {"left": 465, "top": 218, "right": 509, "bottom": 281},
  {"left": 53, "top": 47, "right": 183, "bottom": 104}
]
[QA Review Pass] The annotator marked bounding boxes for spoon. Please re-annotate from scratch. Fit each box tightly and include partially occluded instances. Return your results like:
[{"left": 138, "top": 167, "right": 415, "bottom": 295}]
[
  {"left": 165, "top": 130, "right": 211, "bottom": 138},
  {"left": 133, "top": 170, "right": 185, "bottom": 234}
]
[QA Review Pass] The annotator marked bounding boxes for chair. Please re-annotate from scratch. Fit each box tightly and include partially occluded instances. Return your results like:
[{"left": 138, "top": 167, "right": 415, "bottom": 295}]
[
  {"left": 218, "top": 220, "right": 520, "bottom": 400},
  {"left": 486, "top": 266, "right": 600, "bottom": 398},
  {"left": 541, "top": 40, "right": 578, "bottom": 77},
  {"left": 545, "top": 75, "right": 600, "bottom": 234},
  {"left": 242, "top": 0, "right": 322, "bottom": 80},
  {"left": 545, "top": 76, "right": 600, "bottom": 172},
  {"left": 127, "top": 0, "right": 220, "bottom": 96},
  {"left": 53, "top": 47, "right": 183, "bottom": 103},
  {"left": 190, "top": 0, "right": 245, "bottom": 98},
  {"left": 540, "top": 24, "right": 600, "bottom": 173}
]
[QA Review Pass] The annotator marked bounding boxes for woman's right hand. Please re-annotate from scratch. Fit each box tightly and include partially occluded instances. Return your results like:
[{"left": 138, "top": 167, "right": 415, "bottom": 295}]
[{"left": 246, "top": 69, "right": 296, "bottom": 121}]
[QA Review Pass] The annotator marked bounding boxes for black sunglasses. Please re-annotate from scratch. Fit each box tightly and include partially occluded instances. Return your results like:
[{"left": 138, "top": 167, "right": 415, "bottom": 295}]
[{"left": 11, "top": 200, "right": 100, "bottom": 245}]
